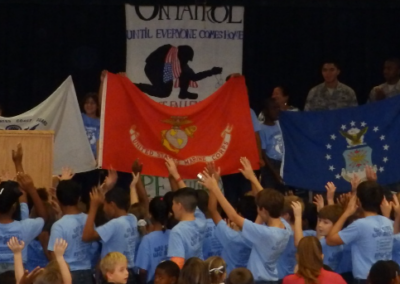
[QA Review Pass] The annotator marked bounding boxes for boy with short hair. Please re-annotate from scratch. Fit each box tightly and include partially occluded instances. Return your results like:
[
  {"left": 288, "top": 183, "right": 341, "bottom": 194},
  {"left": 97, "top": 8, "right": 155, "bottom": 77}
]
[
  {"left": 82, "top": 186, "right": 138, "bottom": 284},
  {"left": 48, "top": 180, "right": 96, "bottom": 284},
  {"left": 226, "top": 268, "right": 254, "bottom": 284},
  {"left": 326, "top": 181, "right": 393, "bottom": 283},
  {"left": 201, "top": 169, "right": 291, "bottom": 284},
  {"left": 100, "top": 252, "right": 129, "bottom": 284},
  {"left": 154, "top": 261, "right": 180, "bottom": 284},
  {"left": 167, "top": 187, "right": 206, "bottom": 268},
  {"left": 206, "top": 161, "right": 256, "bottom": 274},
  {"left": 0, "top": 174, "right": 47, "bottom": 273}
]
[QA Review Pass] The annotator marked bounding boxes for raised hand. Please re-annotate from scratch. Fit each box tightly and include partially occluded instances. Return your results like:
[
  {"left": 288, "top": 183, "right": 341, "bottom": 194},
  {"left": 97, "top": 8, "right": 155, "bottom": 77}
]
[
  {"left": 336, "top": 193, "right": 351, "bottom": 208},
  {"left": 90, "top": 187, "right": 104, "bottom": 208},
  {"left": 350, "top": 174, "right": 361, "bottom": 192},
  {"left": 313, "top": 194, "right": 325, "bottom": 212},
  {"left": 12, "top": 143, "right": 23, "bottom": 164},
  {"left": 59, "top": 167, "right": 74, "bottom": 181},
  {"left": 7, "top": 237, "right": 25, "bottom": 253},
  {"left": 104, "top": 167, "right": 118, "bottom": 189},
  {"left": 165, "top": 157, "right": 180, "bottom": 180},
  {"left": 392, "top": 195, "right": 400, "bottom": 216},
  {"left": 325, "top": 182, "right": 336, "bottom": 205},
  {"left": 53, "top": 238, "right": 68, "bottom": 258},
  {"left": 205, "top": 162, "right": 221, "bottom": 182},
  {"left": 380, "top": 196, "right": 392, "bottom": 218},
  {"left": 131, "top": 172, "right": 140, "bottom": 188},
  {"left": 365, "top": 165, "right": 377, "bottom": 182},
  {"left": 198, "top": 171, "right": 219, "bottom": 192},
  {"left": 291, "top": 201, "right": 303, "bottom": 219},
  {"left": 16, "top": 173, "right": 35, "bottom": 192},
  {"left": 238, "top": 157, "right": 256, "bottom": 181},
  {"left": 344, "top": 194, "right": 358, "bottom": 217},
  {"left": 19, "top": 267, "right": 43, "bottom": 284},
  {"left": 131, "top": 159, "right": 143, "bottom": 174}
]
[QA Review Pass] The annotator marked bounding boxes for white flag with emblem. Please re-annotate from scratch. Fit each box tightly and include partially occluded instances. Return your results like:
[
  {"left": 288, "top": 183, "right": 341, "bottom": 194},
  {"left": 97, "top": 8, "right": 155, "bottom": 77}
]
[{"left": 0, "top": 76, "right": 96, "bottom": 174}]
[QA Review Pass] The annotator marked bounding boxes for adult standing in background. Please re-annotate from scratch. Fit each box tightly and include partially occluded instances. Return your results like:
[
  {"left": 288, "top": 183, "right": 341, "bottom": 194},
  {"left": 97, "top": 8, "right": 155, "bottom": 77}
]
[
  {"left": 369, "top": 58, "right": 400, "bottom": 102},
  {"left": 258, "top": 86, "right": 298, "bottom": 123},
  {"left": 304, "top": 61, "right": 358, "bottom": 111}
]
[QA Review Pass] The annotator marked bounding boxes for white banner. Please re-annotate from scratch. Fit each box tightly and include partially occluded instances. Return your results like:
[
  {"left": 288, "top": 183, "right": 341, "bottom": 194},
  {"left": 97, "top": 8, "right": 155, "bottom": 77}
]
[
  {"left": 0, "top": 77, "right": 96, "bottom": 174},
  {"left": 126, "top": 5, "right": 244, "bottom": 106}
]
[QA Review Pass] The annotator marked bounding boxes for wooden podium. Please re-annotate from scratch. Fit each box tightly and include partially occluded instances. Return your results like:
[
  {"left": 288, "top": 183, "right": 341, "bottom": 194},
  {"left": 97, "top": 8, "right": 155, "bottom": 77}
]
[{"left": 0, "top": 130, "right": 54, "bottom": 189}]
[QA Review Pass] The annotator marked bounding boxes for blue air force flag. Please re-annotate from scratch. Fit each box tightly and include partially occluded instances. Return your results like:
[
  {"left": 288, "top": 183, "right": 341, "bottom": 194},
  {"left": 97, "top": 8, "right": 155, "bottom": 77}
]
[{"left": 280, "top": 95, "right": 400, "bottom": 192}]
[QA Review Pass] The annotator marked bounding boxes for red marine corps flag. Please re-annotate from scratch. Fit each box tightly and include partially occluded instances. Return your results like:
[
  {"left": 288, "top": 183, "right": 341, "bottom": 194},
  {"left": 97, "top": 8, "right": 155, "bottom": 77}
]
[{"left": 99, "top": 72, "right": 258, "bottom": 178}]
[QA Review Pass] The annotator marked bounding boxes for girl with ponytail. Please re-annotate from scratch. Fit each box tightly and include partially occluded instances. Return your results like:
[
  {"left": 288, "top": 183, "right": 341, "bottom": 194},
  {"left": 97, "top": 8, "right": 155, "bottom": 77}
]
[{"left": 136, "top": 197, "right": 171, "bottom": 284}]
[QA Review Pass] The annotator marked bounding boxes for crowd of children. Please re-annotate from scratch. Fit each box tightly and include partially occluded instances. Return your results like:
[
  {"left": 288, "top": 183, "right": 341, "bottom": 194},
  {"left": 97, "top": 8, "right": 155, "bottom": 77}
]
[{"left": 1, "top": 141, "right": 400, "bottom": 284}]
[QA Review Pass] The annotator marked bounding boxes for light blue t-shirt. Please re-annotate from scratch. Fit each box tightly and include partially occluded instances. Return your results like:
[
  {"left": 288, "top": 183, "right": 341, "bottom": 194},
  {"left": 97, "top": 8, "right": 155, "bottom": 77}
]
[
  {"left": 320, "top": 237, "right": 343, "bottom": 272},
  {"left": 337, "top": 243, "right": 352, "bottom": 274},
  {"left": 81, "top": 113, "right": 100, "bottom": 158},
  {"left": 250, "top": 109, "right": 261, "bottom": 132},
  {"left": 339, "top": 215, "right": 393, "bottom": 280},
  {"left": 167, "top": 218, "right": 206, "bottom": 260},
  {"left": 194, "top": 207, "right": 206, "bottom": 220},
  {"left": 20, "top": 203, "right": 29, "bottom": 220},
  {"left": 96, "top": 214, "right": 138, "bottom": 268},
  {"left": 242, "top": 218, "right": 291, "bottom": 281},
  {"left": 392, "top": 234, "right": 400, "bottom": 266},
  {"left": 26, "top": 240, "right": 48, "bottom": 271},
  {"left": 136, "top": 230, "right": 170, "bottom": 283},
  {"left": 48, "top": 213, "right": 94, "bottom": 271},
  {"left": 215, "top": 221, "right": 251, "bottom": 274},
  {"left": 259, "top": 123, "right": 283, "bottom": 161},
  {"left": 0, "top": 218, "right": 44, "bottom": 266},
  {"left": 276, "top": 226, "right": 295, "bottom": 279},
  {"left": 203, "top": 219, "right": 224, "bottom": 259}
]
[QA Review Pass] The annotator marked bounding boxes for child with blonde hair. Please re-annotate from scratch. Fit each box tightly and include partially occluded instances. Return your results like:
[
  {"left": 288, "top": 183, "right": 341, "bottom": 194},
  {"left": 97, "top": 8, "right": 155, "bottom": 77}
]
[{"left": 100, "top": 252, "right": 129, "bottom": 284}]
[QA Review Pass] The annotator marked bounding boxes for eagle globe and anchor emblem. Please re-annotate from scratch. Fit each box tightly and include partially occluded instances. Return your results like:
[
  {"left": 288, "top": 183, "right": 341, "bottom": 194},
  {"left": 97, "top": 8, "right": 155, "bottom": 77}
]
[
  {"left": 339, "top": 126, "right": 377, "bottom": 182},
  {"left": 161, "top": 116, "right": 197, "bottom": 153}
]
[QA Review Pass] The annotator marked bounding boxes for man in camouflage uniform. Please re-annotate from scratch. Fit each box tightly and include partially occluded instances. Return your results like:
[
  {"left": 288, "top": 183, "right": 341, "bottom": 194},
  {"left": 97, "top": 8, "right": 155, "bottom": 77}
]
[
  {"left": 369, "top": 58, "right": 400, "bottom": 102},
  {"left": 304, "top": 61, "right": 358, "bottom": 111}
]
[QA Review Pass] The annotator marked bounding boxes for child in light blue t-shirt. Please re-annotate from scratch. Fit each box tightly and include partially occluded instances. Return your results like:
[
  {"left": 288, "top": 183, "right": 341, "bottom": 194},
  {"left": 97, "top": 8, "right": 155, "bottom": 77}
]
[
  {"left": 326, "top": 181, "right": 394, "bottom": 281},
  {"left": 196, "top": 190, "right": 223, "bottom": 259},
  {"left": 81, "top": 93, "right": 100, "bottom": 158},
  {"left": 259, "top": 98, "right": 283, "bottom": 189},
  {"left": 208, "top": 192, "right": 257, "bottom": 274},
  {"left": 83, "top": 186, "right": 139, "bottom": 284},
  {"left": 202, "top": 171, "right": 290, "bottom": 284},
  {"left": 48, "top": 180, "right": 96, "bottom": 283},
  {"left": 136, "top": 197, "right": 170, "bottom": 283},
  {"left": 0, "top": 178, "right": 47, "bottom": 273},
  {"left": 167, "top": 188, "right": 207, "bottom": 266}
]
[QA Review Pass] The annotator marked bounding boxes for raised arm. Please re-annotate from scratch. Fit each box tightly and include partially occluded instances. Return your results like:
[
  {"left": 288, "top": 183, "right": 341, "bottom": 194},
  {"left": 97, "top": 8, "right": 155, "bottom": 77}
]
[
  {"left": 291, "top": 201, "right": 304, "bottom": 247},
  {"left": 206, "top": 162, "right": 222, "bottom": 225},
  {"left": 201, "top": 172, "right": 244, "bottom": 228},
  {"left": 7, "top": 237, "right": 25, "bottom": 284},
  {"left": 53, "top": 239, "right": 72, "bottom": 284},
  {"left": 165, "top": 158, "right": 186, "bottom": 189},
  {"left": 238, "top": 157, "right": 263, "bottom": 196},
  {"left": 100, "top": 168, "right": 118, "bottom": 193},
  {"left": 82, "top": 187, "right": 102, "bottom": 242},
  {"left": 130, "top": 173, "right": 140, "bottom": 205},
  {"left": 325, "top": 182, "right": 336, "bottom": 206},
  {"left": 12, "top": 143, "right": 24, "bottom": 173},
  {"left": 17, "top": 173, "right": 48, "bottom": 222},
  {"left": 393, "top": 195, "right": 400, "bottom": 234},
  {"left": 326, "top": 194, "right": 358, "bottom": 246},
  {"left": 132, "top": 159, "right": 149, "bottom": 217}
]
